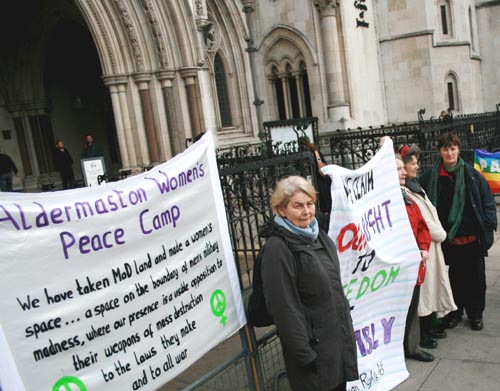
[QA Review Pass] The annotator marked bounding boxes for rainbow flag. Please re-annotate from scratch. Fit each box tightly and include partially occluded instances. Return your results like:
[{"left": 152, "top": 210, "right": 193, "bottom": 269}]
[{"left": 474, "top": 149, "right": 500, "bottom": 193}]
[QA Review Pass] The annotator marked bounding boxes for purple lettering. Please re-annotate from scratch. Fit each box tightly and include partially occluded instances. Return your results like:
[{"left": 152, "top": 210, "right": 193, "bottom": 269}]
[{"left": 381, "top": 316, "right": 395, "bottom": 344}]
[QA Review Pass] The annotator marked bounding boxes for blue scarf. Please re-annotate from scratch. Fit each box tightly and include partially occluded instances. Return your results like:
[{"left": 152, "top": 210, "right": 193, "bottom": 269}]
[{"left": 274, "top": 215, "right": 319, "bottom": 241}]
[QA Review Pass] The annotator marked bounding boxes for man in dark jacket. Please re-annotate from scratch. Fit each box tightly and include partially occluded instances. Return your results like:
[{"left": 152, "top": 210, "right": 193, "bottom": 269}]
[
  {"left": 53, "top": 140, "right": 75, "bottom": 189},
  {"left": 80, "top": 133, "right": 103, "bottom": 159},
  {"left": 0, "top": 152, "right": 18, "bottom": 192}
]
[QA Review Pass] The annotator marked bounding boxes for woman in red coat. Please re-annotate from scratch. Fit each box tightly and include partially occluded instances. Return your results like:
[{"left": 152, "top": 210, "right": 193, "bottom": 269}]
[{"left": 396, "top": 155, "right": 433, "bottom": 362}]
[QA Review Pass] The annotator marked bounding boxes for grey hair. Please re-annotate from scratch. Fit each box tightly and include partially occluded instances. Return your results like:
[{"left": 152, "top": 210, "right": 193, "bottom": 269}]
[{"left": 270, "top": 176, "right": 317, "bottom": 214}]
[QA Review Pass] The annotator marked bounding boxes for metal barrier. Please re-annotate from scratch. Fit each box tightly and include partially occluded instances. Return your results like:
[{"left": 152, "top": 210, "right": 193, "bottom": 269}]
[{"left": 173, "top": 329, "right": 288, "bottom": 391}]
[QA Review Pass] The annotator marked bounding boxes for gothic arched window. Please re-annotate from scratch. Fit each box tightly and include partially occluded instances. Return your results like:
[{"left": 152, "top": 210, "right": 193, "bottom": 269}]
[
  {"left": 268, "top": 62, "right": 312, "bottom": 120},
  {"left": 439, "top": 0, "right": 453, "bottom": 37},
  {"left": 445, "top": 73, "right": 459, "bottom": 111},
  {"left": 214, "top": 52, "right": 233, "bottom": 127}
]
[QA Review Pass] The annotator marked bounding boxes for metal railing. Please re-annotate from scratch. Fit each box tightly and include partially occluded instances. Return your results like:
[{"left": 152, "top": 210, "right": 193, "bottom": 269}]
[{"left": 321, "top": 109, "right": 500, "bottom": 170}]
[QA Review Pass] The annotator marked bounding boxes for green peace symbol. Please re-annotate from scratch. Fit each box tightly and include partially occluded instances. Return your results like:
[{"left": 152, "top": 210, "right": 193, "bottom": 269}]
[
  {"left": 210, "top": 289, "right": 227, "bottom": 325},
  {"left": 52, "top": 376, "right": 87, "bottom": 391}
]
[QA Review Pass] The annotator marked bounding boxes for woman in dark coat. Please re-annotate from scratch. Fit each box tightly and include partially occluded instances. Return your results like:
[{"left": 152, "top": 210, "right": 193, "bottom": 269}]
[
  {"left": 419, "top": 132, "right": 497, "bottom": 331},
  {"left": 259, "top": 176, "right": 358, "bottom": 391}
]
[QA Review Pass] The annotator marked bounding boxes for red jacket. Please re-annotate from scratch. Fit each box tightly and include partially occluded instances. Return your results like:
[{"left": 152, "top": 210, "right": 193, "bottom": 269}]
[
  {"left": 405, "top": 194, "right": 431, "bottom": 285},
  {"left": 405, "top": 198, "right": 431, "bottom": 253}
]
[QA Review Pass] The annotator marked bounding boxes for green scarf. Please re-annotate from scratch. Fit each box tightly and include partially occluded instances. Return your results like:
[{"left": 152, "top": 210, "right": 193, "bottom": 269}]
[{"left": 427, "top": 157, "right": 465, "bottom": 240}]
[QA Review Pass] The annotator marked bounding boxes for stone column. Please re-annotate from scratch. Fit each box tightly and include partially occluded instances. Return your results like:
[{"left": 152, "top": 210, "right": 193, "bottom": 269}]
[
  {"left": 12, "top": 112, "right": 40, "bottom": 192},
  {"left": 102, "top": 75, "right": 136, "bottom": 169},
  {"left": 7, "top": 102, "right": 58, "bottom": 190},
  {"left": 292, "top": 70, "right": 306, "bottom": 118},
  {"left": 314, "top": 0, "right": 350, "bottom": 120},
  {"left": 180, "top": 68, "right": 202, "bottom": 138},
  {"left": 109, "top": 85, "right": 130, "bottom": 169},
  {"left": 267, "top": 74, "right": 279, "bottom": 119},
  {"left": 133, "top": 72, "right": 159, "bottom": 165},
  {"left": 242, "top": 0, "right": 265, "bottom": 137},
  {"left": 157, "top": 70, "right": 183, "bottom": 156},
  {"left": 279, "top": 72, "right": 292, "bottom": 119},
  {"left": 12, "top": 116, "right": 32, "bottom": 176}
]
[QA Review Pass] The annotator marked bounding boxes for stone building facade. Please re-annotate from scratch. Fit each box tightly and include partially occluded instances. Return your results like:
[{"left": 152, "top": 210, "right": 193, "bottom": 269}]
[{"left": 0, "top": 0, "right": 498, "bottom": 190}]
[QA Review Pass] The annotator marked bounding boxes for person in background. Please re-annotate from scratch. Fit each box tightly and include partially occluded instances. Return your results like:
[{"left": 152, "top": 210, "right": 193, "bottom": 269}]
[
  {"left": 259, "top": 176, "right": 358, "bottom": 391},
  {"left": 53, "top": 140, "right": 74, "bottom": 189},
  {"left": 439, "top": 110, "right": 453, "bottom": 123},
  {"left": 299, "top": 137, "right": 332, "bottom": 215},
  {"left": 399, "top": 144, "right": 456, "bottom": 350},
  {"left": 80, "top": 133, "right": 103, "bottom": 159},
  {"left": 396, "top": 155, "right": 434, "bottom": 362},
  {"left": 0, "top": 151, "right": 18, "bottom": 192},
  {"left": 419, "top": 132, "right": 497, "bottom": 331}
]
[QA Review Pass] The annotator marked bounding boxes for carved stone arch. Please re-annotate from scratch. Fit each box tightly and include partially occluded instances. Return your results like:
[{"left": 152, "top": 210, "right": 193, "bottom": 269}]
[
  {"left": 205, "top": 12, "right": 222, "bottom": 55},
  {"left": 207, "top": 48, "right": 232, "bottom": 75},
  {"left": 299, "top": 60, "right": 308, "bottom": 71},
  {"left": 82, "top": 0, "right": 186, "bottom": 73},
  {"left": 137, "top": 0, "right": 170, "bottom": 69},
  {"left": 267, "top": 61, "right": 280, "bottom": 75},
  {"left": 163, "top": 0, "right": 199, "bottom": 66},
  {"left": 291, "top": 54, "right": 306, "bottom": 72},
  {"left": 259, "top": 24, "right": 318, "bottom": 70},
  {"left": 261, "top": 25, "right": 317, "bottom": 120},
  {"left": 1, "top": 1, "right": 96, "bottom": 103},
  {"left": 208, "top": 0, "right": 249, "bottom": 58},
  {"left": 114, "top": 0, "right": 160, "bottom": 73},
  {"left": 445, "top": 70, "right": 460, "bottom": 82},
  {"left": 83, "top": 2, "right": 132, "bottom": 73},
  {"left": 281, "top": 57, "right": 296, "bottom": 73}
]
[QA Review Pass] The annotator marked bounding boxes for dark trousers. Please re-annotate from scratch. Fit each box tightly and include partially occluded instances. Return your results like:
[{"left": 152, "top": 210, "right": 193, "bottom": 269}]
[
  {"left": 60, "top": 170, "right": 74, "bottom": 190},
  {"left": 404, "top": 285, "right": 421, "bottom": 356},
  {"left": 61, "top": 174, "right": 73, "bottom": 189},
  {"left": 442, "top": 241, "right": 486, "bottom": 320},
  {"left": 420, "top": 314, "right": 433, "bottom": 338}
]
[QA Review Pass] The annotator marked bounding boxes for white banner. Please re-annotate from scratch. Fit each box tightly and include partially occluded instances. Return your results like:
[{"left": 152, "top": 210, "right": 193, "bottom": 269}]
[
  {"left": 0, "top": 132, "right": 246, "bottom": 391},
  {"left": 324, "top": 139, "right": 420, "bottom": 391}
]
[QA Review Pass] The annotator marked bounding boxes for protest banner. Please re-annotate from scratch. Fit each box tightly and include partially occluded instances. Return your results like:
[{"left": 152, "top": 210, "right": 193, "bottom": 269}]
[
  {"left": 323, "top": 139, "right": 420, "bottom": 391},
  {"left": 474, "top": 149, "right": 500, "bottom": 194},
  {"left": 0, "top": 132, "right": 246, "bottom": 391}
]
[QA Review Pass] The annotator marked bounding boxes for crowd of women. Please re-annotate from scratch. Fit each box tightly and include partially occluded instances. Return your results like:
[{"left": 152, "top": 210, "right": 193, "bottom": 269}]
[{"left": 251, "top": 132, "right": 497, "bottom": 391}]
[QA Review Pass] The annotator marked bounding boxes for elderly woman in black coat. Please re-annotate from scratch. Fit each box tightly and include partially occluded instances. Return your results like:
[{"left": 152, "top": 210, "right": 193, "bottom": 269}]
[{"left": 259, "top": 175, "right": 358, "bottom": 391}]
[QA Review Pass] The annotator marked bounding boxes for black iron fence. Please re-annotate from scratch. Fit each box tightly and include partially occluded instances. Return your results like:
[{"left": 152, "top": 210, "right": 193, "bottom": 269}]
[
  {"left": 217, "top": 140, "right": 314, "bottom": 291},
  {"left": 321, "top": 109, "right": 500, "bottom": 170},
  {"left": 178, "top": 109, "right": 500, "bottom": 391}
]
